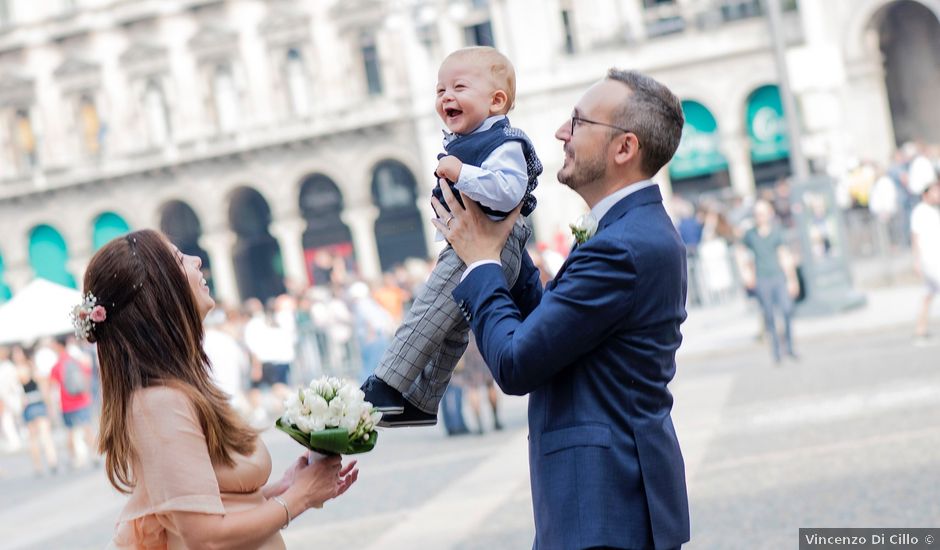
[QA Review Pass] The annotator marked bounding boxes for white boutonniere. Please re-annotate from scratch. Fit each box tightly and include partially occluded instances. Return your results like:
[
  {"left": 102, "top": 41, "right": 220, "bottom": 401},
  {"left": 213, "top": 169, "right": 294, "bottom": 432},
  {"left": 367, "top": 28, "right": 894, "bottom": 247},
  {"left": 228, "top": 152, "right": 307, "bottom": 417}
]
[{"left": 569, "top": 213, "right": 598, "bottom": 245}]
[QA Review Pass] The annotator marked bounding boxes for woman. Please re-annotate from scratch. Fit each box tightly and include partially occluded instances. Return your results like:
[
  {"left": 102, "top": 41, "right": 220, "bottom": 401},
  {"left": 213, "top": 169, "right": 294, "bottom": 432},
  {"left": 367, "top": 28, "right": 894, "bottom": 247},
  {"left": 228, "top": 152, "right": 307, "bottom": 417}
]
[
  {"left": 81, "top": 230, "right": 357, "bottom": 549},
  {"left": 13, "top": 345, "right": 59, "bottom": 476}
]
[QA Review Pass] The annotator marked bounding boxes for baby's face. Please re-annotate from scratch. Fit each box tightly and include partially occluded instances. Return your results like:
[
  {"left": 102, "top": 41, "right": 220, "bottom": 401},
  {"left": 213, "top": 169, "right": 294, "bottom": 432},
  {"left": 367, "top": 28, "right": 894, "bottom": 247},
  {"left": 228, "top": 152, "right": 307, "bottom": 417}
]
[{"left": 436, "top": 58, "right": 502, "bottom": 135}]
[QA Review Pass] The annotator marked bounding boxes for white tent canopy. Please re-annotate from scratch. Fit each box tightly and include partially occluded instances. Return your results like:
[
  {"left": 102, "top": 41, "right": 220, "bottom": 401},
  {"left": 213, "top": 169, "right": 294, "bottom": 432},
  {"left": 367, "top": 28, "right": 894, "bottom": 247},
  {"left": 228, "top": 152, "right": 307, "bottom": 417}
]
[{"left": 0, "top": 279, "right": 82, "bottom": 346}]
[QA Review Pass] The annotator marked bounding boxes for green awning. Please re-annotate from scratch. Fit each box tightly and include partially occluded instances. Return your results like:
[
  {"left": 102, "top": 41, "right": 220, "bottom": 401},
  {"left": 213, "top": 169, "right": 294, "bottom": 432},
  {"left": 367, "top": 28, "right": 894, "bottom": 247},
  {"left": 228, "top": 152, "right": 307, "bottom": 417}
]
[
  {"left": 669, "top": 101, "right": 728, "bottom": 180},
  {"left": 746, "top": 85, "right": 790, "bottom": 163},
  {"left": 93, "top": 212, "right": 131, "bottom": 251},
  {"left": 0, "top": 254, "right": 11, "bottom": 303},
  {"left": 28, "top": 225, "right": 77, "bottom": 289}
]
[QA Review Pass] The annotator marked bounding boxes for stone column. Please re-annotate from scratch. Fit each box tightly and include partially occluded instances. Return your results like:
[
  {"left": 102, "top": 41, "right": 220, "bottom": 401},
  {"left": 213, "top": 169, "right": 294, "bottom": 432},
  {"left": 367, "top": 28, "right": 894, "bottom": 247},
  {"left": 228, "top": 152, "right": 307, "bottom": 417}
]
[
  {"left": 341, "top": 204, "right": 381, "bottom": 280},
  {"left": 199, "top": 229, "right": 240, "bottom": 308},
  {"left": 4, "top": 236, "right": 33, "bottom": 293},
  {"left": 4, "top": 266, "right": 33, "bottom": 294},
  {"left": 66, "top": 255, "right": 91, "bottom": 289},
  {"left": 269, "top": 216, "right": 309, "bottom": 291},
  {"left": 724, "top": 135, "right": 757, "bottom": 198}
]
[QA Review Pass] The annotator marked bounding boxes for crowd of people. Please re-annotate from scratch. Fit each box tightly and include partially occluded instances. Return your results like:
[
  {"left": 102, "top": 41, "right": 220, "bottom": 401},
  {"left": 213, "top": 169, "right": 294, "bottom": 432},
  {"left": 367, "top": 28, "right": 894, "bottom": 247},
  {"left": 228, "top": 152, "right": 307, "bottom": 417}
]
[
  {"left": 671, "top": 139, "right": 940, "bottom": 361},
  {"left": 0, "top": 252, "right": 535, "bottom": 475},
  {"left": 0, "top": 336, "right": 98, "bottom": 476}
]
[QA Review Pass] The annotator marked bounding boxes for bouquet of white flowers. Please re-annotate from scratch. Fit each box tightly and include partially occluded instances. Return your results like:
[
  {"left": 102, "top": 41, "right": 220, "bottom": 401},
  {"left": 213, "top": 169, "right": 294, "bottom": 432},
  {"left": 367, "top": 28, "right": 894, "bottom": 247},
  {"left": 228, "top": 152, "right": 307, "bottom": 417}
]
[{"left": 276, "top": 377, "right": 382, "bottom": 455}]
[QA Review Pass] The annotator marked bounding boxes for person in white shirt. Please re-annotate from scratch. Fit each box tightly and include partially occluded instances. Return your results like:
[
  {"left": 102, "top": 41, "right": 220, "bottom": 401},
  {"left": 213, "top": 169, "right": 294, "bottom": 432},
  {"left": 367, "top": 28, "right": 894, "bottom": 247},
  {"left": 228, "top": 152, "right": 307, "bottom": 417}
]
[
  {"left": 909, "top": 172, "right": 940, "bottom": 343},
  {"left": 243, "top": 299, "right": 295, "bottom": 425}
]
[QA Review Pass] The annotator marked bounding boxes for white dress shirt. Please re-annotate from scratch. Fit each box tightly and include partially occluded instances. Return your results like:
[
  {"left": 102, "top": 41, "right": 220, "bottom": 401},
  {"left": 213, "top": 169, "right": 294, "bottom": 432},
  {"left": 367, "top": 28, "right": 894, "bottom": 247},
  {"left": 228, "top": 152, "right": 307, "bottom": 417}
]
[{"left": 436, "top": 115, "right": 528, "bottom": 242}]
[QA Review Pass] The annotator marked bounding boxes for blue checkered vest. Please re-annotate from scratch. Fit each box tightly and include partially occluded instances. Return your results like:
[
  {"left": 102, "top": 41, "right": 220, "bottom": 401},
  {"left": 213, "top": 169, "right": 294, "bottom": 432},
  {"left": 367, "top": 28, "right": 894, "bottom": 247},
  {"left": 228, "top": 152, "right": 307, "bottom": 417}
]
[{"left": 432, "top": 117, "right": 541, "bottom": 217}]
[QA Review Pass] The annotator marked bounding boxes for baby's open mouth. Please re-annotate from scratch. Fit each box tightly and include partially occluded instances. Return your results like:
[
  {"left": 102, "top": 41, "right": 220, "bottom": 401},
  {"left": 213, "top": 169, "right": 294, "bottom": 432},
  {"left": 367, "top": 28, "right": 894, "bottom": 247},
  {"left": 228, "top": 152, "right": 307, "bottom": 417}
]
[{"left": 445, "top": 108, "right": 462, "bottom": 118}]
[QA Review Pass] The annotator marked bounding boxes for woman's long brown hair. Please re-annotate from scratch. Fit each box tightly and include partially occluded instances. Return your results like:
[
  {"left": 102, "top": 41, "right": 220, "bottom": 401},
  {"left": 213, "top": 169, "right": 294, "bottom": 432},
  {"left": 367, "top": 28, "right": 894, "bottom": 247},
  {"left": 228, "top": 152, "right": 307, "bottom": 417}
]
[{"left": 85, "top": 229, "right": 256, "bottom": 493}]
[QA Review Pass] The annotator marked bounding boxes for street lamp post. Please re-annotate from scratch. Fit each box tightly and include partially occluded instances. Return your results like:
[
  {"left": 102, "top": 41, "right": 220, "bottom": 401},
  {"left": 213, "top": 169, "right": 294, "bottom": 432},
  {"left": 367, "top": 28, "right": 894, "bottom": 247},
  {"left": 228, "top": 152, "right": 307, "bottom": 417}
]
[
  {"left": 762, "top": 0, "right": 809, "bottom": 182},
  {"left": 760, "top": 0, "right": 866, "bottom": 316}
]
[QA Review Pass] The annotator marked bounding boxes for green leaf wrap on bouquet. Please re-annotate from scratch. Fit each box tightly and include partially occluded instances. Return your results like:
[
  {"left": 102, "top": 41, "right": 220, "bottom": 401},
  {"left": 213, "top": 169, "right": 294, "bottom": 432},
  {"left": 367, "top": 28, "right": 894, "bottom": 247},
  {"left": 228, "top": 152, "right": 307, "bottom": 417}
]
[{"left": 276, "top": 418, "right": 378, "bottom": 455}]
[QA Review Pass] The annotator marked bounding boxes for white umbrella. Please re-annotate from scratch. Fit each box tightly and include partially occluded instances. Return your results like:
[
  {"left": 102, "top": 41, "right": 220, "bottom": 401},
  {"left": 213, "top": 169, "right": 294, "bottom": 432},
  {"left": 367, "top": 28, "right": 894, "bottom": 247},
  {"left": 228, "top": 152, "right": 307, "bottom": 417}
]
[{"left": 0, "top": 279, "right": 82, "bottom": 345}]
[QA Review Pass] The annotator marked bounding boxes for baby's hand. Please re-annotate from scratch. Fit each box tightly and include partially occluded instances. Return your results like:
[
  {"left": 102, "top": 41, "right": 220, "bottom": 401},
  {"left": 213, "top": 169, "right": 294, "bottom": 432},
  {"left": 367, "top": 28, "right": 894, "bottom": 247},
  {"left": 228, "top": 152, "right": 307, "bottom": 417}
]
[{"left": 436, "top": 156, "right": 463, "bottom": 183}]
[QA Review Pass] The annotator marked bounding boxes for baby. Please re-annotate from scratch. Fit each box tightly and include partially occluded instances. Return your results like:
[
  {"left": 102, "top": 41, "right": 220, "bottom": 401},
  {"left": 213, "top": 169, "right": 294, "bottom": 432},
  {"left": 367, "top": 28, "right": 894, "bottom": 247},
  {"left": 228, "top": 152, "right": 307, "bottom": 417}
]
[{"left": 362, "top": 46, "right": 541, "bottom": 426}]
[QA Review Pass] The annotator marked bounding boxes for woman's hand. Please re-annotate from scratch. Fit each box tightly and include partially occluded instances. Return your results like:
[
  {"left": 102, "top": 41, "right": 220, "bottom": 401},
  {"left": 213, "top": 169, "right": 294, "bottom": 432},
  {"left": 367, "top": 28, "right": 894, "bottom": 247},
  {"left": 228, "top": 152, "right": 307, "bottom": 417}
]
[
  {"left": 263, "top": 453, "right": 308, "bottom": 499},
  {"left": 333, "top": 459, "right": 359, "bottom": 500},
  {"left": 282, "top": 454, "right": 359, "bottom": 514}
]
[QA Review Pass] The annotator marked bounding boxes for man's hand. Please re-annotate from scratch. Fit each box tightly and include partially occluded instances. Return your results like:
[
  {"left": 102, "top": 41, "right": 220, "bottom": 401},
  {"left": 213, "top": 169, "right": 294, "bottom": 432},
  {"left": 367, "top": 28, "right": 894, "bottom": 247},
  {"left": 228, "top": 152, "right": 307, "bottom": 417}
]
[
  {"left": 431, "top": 178, "right": 520, "bottom": 266},
  {"left": 435, "top": 156, "right": 463, "bottom": 183}
]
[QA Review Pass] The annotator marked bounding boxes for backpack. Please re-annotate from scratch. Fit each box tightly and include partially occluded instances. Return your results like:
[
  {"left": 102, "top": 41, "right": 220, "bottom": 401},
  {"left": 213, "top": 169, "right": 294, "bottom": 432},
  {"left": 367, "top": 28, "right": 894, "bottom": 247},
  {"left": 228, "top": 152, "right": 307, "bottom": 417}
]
[{"left": 63, "top": 359, "right": 90, "bottom": 396}]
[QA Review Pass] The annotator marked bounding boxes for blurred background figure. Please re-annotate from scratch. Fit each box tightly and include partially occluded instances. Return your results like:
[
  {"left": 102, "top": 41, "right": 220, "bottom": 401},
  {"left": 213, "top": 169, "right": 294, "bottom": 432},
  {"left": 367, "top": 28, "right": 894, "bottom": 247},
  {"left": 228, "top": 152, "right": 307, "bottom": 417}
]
[
  {"left": 908, "top": 167, "right": 940, "bottom": 344},
  {"left": 310, "top": 287, "right": 355, "bottom": 376},
  {"left": 243, "top": 298, "right": 294, "bottom": 427},
  {"left": 348, "top": 281, "right": 394, "bottom": 384},
  {"left": 439, "top": 375, "right": 470, "bottom": 437},
  {"left": 0, "top": 345, "right": 23, "bottom": 453},
  {"left": 373, "top": 271, "right": 411, "bottom": 326},
  {"left": 47, "top": 336, "right": 95, "bottom": 469},
  {"left": 12, "top": 345, "right": 58, "bottom": 476},
  {"left": 458, "top": 335, "right": 503, "bottom": 435},
  {"left": 736, "top": 200, "right": 800, "bottom": 366},
  {"left": 204, "top": 309, "right": 251, "bottom": 416}
]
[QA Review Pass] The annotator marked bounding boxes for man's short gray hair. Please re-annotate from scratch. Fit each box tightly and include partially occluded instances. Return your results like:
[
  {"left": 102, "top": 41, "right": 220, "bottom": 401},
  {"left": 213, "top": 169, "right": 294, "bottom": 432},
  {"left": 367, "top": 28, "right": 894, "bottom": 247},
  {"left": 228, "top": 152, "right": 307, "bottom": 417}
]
[{"left": 606, "top": 69, "right": 684, "bottom": 177}]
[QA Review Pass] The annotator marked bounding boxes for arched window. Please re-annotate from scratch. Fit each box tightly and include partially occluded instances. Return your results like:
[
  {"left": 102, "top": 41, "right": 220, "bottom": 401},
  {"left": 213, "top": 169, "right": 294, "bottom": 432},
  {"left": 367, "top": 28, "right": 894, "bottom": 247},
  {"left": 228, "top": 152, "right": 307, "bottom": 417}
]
[
  {"left": 28, "top": 224, "right": 76, "bottom": 288},
  {"left": 746, "top": 84, "right": 791, "bottom": 187},
  {"left": 92, "top": 212, "right": 131, "bottom": 251},
  {"left": 0, "top": 252, "right": 11, "bottom": 303},
  {"left": 669, "top": 100, "right": 730, "bottom": 197},
  {"left": 285, "top": 48, "right": 311, "bottom": 117},
  {"left": 228, "top": 187, "right": 285, "bottom": 301},
  {"left": 371, "top": 160, "right": 427, "bottom": 270}
]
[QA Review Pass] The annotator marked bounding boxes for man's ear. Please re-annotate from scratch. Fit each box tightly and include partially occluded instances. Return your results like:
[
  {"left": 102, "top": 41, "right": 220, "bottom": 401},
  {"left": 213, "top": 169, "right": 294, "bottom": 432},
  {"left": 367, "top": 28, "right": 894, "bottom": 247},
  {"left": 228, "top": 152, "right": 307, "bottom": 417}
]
[
  {"left": 612, "top": 133, "right": 640, "bottom": 167},
  {"left": 490, "top": 90, "right": 509, "bottom": 114}
]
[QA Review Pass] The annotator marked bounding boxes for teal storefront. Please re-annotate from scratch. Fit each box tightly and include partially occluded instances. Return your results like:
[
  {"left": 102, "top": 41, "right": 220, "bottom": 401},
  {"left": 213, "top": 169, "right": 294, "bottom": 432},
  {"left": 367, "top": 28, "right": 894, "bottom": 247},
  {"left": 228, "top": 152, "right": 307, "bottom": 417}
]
[
  {"left": 0, "top": 254, "right": 11, "bottom": 303},
  {"left": 93, "top": 212, "right": 131, "bottom": 251},
  {"left": 28, "top": 225, "right": 77, "bottom": 288},
  {"left": 669, "top": 100, "right": 730, "bottom": 198},
  {"left": 746, "top": 84, "right": 792, "bottom": 187}
]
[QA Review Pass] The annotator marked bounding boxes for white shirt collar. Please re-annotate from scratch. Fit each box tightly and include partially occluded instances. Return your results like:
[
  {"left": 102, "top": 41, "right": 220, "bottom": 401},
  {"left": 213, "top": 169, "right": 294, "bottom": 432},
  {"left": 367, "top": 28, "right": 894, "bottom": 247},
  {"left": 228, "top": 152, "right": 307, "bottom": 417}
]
[
  {"left": 589, "top": 180, "right": 657, "bottom": 224},
  {"left": 442, "top": 114, "right": 507, "bottom": 145}
]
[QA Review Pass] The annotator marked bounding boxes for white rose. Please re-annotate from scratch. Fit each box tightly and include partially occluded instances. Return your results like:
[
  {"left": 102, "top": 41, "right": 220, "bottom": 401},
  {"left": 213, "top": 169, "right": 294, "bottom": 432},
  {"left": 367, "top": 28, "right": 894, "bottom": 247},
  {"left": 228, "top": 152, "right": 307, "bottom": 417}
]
[
  {"left": 306, "top": 393, "right": 330, "bottom": 419},
  {"left": 337, "top": 383, "right": 365, "bottom": 401},
  {"left": 327, "top": 397, "right": 345, "bottom": 428},
  {"left": 294, "top": 415, "right": 315, "bottom": 433}
]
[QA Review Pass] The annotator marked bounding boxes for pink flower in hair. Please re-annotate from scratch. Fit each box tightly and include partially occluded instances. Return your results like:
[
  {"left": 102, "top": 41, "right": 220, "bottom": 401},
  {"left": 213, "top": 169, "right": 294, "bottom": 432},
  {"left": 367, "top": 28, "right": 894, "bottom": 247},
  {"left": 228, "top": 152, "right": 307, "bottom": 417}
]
[{"left": 90, "top": 305, "right": 107, "bottom": 323}]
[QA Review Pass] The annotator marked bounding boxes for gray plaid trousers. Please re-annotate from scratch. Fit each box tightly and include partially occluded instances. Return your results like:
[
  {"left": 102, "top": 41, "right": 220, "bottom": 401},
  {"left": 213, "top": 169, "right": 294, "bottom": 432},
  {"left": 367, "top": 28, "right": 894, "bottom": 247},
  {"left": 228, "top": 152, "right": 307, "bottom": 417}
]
[{"left": 374, "top": 219, "right": 530, "bottom": 413}]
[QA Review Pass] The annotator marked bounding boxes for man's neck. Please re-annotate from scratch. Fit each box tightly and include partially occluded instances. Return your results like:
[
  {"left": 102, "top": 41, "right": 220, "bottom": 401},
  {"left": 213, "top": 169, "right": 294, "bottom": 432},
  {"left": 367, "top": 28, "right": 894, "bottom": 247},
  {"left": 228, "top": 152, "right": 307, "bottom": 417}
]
[{"left": 582, "top": 174, "right": 649, "bottom": 209}]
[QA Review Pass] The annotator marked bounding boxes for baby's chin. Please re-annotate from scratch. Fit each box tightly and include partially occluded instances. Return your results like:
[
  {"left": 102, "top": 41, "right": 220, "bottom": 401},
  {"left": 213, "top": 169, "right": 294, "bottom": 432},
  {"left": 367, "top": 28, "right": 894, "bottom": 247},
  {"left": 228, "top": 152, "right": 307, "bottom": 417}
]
[{"left": 444, "top": 116, "right": 485, "bottom": 135}]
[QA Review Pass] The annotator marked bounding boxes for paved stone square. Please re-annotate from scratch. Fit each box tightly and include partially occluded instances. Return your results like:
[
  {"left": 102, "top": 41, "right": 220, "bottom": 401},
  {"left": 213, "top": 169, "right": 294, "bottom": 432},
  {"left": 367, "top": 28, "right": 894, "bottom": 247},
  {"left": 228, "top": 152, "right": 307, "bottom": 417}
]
[{"left": 2, "top": 320, "right": 938, "bottom": 549}]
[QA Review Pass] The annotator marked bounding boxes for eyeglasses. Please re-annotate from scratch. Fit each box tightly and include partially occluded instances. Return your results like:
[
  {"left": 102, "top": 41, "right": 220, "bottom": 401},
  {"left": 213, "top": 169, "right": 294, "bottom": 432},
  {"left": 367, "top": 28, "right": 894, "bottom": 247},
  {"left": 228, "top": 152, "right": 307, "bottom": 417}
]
[{"left": 570, "top": 115, "right": 634, "bottom": 138}]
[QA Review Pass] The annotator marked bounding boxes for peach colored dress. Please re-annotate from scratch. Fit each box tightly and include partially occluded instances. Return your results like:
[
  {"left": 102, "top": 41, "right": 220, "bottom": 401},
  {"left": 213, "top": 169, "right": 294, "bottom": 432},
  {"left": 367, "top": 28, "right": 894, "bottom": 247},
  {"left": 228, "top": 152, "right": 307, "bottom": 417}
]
[{"left": 109, "top": 386, "right": 285, "bottom": 550}]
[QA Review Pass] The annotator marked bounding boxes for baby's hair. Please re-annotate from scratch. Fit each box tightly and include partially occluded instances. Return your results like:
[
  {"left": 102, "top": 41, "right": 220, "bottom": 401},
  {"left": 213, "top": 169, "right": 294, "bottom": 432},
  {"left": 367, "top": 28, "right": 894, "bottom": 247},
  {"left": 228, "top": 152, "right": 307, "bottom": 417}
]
[{"left": 444, "top": 46, "right": 516, "bottom": 113}]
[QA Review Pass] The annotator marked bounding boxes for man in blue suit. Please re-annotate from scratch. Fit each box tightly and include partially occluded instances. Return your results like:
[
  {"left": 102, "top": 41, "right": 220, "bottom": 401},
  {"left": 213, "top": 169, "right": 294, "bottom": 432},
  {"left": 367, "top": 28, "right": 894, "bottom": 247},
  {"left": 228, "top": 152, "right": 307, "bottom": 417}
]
[{"left": 432, "top": 69, "right": 690, "bottom": 549}]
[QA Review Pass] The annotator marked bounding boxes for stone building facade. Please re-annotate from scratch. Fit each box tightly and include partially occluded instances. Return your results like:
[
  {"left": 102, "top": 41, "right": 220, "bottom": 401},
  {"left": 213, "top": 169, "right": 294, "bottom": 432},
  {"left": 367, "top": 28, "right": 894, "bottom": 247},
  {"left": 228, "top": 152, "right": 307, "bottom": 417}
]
[{"left": 0, "top": 0, "right": 937, "bottom": 305}]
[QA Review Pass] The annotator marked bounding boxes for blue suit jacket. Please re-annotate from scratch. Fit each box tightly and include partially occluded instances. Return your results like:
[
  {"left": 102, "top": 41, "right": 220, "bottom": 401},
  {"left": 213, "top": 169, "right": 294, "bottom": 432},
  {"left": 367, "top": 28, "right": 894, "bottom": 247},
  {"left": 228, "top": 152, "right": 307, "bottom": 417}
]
[{"left": 453, "top": 185, "right": 690, "bottom": 549}]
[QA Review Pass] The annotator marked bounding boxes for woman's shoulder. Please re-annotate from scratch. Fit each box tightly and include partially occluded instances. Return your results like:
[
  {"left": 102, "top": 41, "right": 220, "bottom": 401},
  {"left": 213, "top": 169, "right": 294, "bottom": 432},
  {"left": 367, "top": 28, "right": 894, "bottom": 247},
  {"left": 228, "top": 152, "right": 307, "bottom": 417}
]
[{"left": 131, "top": 385, "right": 194, "bottom": 417}]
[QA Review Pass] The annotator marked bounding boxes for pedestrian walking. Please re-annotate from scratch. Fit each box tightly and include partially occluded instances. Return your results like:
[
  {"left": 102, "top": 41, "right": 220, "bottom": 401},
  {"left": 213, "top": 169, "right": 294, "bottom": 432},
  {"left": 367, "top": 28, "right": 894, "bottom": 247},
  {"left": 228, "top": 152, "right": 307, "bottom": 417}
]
[{"left": 736, "top": 199, "right": 800, "bottom": 365}]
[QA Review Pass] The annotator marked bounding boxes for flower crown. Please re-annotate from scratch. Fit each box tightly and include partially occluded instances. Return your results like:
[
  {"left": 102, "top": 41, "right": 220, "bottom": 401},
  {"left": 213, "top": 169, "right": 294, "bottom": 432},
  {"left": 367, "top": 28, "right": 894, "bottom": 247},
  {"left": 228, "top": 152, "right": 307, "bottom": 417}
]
[{"left": 71, "top": 292, "right": 107, "bottom": 342}]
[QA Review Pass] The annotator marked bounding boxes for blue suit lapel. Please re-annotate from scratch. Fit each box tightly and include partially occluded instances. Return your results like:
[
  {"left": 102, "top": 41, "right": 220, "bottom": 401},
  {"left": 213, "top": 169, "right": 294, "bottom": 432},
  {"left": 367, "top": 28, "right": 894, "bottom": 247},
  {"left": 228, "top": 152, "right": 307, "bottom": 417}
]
[
  {"left": 548, "top": 185, "right": 664, "bottom": 289},
  {"left": 597, "top": 185, "right": 664, "bottom": 232}
]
